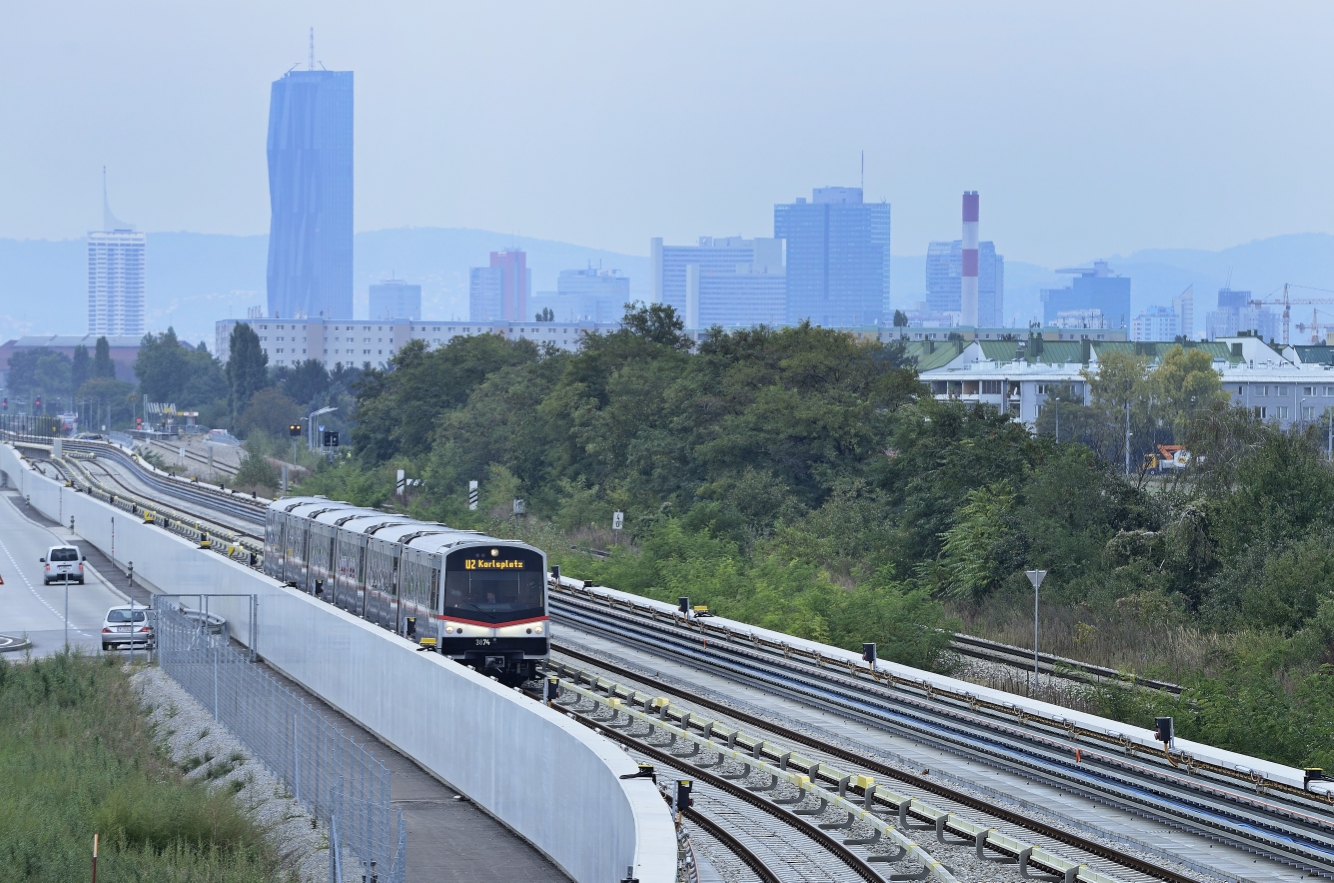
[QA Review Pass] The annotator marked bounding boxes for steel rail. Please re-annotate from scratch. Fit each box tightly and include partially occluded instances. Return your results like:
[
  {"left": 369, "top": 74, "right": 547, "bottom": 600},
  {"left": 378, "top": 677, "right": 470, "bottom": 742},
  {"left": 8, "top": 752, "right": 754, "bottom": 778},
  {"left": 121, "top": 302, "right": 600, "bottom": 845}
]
[
  {"left": 947, "top": 634, "right": 1182, "bottom": 695},
  {"left": 553, "top": 697, "right": 898, "bottom": 883},
  {"left": 553, "top": 644, "right": 1187, "bottom": 883},
  {"left": 682, "top": 806, "right": 784, "bottom": 883},
  {"left": 550, "top": 595, "right": 1334, "bottom": 879}
]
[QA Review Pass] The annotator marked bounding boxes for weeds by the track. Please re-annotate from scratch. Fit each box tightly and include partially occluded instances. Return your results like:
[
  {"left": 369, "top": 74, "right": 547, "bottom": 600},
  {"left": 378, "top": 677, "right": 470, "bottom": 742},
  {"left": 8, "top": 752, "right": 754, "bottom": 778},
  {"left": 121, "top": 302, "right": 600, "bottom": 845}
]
[{"left": 0, "top": 651, "right": 284, "bottom": 882}]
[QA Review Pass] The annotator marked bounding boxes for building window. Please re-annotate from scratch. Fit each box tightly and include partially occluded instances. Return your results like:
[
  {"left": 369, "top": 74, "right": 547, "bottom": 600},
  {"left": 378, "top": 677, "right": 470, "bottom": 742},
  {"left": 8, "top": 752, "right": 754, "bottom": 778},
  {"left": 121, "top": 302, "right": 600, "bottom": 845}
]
[
  {"left": 1277, "top": 407, "right": 1290, "bottom": 420},
  {"left": 1255, "top": 406, "right": 1267, "bottom": 419},
  {"left": 981, "top": 380, "right": 1002, "bottom": 395},
  {"left": 1326, "top": 386, "right": 1334, "bottom": 396},
  {"left": 1257, "top": 386, "right": 1268, "bottom": 397},
  {"left": 1303, "top": 406, "right": 1317, "bottom": 420},
  {"left": 1304, "top": 386, "right": 1315, "bottom": 396},
  {"left": 1277, "top": 385, "right": 1290, "bottom": 396}
]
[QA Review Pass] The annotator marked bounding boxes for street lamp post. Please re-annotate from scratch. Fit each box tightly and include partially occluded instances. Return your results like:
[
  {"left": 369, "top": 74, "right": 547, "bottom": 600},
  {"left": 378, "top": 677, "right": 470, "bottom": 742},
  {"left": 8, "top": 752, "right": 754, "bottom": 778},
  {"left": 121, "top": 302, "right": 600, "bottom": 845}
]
[
  {"left": 1025, "top": 569, "right": 1048, "bottom": 685},
  {"left": 307, "top": 406, "right": 337, "bottom": 452}
]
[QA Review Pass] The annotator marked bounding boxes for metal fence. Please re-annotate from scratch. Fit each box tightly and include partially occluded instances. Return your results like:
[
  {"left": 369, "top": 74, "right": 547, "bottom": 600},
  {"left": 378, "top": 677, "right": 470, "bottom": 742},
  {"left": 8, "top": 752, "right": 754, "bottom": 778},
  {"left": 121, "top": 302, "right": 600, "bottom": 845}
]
[{"left": 155, "top": 600, "right": 406, "bottom": 883}]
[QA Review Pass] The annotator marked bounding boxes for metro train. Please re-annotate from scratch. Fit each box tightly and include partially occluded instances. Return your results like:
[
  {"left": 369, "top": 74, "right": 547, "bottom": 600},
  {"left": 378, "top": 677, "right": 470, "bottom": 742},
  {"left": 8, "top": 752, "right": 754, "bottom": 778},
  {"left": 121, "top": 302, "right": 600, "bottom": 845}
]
[{"left": 264, "top": 496, "right": 549, "bottom": 683}]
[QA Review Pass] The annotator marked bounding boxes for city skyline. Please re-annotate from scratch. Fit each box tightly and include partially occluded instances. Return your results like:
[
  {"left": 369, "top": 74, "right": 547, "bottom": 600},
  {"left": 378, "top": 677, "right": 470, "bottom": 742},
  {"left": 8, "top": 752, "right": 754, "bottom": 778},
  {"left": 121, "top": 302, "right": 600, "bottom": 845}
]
[{"left": 4, "top": 3, "right": 1334, "bottom": 270}]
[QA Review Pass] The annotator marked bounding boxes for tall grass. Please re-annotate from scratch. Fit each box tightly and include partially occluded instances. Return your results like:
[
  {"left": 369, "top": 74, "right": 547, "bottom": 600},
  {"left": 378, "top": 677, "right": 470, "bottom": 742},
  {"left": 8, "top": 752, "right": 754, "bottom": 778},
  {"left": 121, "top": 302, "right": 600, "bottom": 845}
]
[{"left": 0, "top": 652, "right": 281, "bottom": 882}]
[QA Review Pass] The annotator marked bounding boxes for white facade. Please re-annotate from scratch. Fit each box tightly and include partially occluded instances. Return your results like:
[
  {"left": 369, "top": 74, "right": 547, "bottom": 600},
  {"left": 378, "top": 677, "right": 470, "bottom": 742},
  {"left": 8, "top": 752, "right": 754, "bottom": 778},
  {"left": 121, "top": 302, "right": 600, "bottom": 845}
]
[
  {"left": 215, "top": 317, "right": 619, "bottom": 368},
  {"left": 1130, "top": 306, "right": 1180, "bottom": 342},
  {"left": 87, "top": 230, "right": 146, "bottom": 336},
  {"left": 918, "top": 336, "right": 1334, "bottom": 433}
]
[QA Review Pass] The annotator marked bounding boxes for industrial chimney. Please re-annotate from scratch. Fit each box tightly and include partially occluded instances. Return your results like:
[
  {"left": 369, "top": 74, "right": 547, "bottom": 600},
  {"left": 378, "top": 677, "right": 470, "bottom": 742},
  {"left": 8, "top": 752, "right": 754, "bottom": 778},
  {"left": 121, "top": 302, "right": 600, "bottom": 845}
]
[{"left": 961, "top": 192, "right": 979, "bottom": 327}]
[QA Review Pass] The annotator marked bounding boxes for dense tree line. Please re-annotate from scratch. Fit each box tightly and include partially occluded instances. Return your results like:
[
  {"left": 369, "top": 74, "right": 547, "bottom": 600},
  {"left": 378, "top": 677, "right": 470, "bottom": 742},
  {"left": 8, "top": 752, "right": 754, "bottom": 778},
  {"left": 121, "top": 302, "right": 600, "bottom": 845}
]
[{"left": 294, "top": 305, "right": 1334, "bottom": 768}]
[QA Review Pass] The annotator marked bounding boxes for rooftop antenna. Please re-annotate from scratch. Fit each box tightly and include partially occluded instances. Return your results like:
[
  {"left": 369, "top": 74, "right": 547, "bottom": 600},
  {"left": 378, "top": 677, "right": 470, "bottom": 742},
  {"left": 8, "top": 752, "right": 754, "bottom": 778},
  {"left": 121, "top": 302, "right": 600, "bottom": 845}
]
[{"left": 309, "top": 28, "right": 314, "bottom": 70}]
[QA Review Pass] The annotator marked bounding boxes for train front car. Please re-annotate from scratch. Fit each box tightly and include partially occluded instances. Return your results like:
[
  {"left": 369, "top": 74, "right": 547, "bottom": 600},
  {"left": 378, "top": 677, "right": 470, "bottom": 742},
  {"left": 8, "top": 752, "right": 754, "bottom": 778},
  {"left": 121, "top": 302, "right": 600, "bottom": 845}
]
[{"left": 436, "top": 541, "right": 548, "bottom": 684}]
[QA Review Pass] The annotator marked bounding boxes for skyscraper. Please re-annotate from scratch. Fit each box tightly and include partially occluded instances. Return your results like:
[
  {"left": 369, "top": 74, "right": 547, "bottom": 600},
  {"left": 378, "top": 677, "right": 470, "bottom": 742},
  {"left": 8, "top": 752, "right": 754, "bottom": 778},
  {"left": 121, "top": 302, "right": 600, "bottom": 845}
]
[
  {"left": 924, "top": 241, "right": 1004, "bottom": 326},
  {"left": 774, "top": 187, "right": 890, "bottom": 326},
  {"left": 88, "top": 170, "right": 145, "bottom": 336},
  {"left": 1041, "top": 262, "right": 1131, "bottom": 327},
  {"left": 368, "top": 279, "right": 422, "bottom": 321},
  {"left": 266, "top": 68, "right": 353, "bottom": 320},
  {"left": 650, "top": 236, "right": 785, "bottom": 328},
  {"left": 469, "top": 250, "right": 530, "bottom": 322}
]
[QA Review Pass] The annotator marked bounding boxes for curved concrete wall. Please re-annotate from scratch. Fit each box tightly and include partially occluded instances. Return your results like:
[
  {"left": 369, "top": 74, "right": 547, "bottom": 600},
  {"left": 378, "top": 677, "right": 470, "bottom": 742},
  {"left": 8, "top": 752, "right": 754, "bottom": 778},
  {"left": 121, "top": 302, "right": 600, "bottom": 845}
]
[{"left": 1, "top": 444, "right": 676, "bottom": 883}]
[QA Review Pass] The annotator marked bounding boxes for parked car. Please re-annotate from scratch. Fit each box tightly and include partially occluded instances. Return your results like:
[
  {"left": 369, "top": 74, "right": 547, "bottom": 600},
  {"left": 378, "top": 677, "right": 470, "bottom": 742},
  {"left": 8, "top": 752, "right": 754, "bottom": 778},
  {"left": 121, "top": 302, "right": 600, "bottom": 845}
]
[
  {"left": 101, "top": 606, "right": 154, "bottom": 651},
  {"left": 40, "top": 545, "right": 85, "bottom": 584}
]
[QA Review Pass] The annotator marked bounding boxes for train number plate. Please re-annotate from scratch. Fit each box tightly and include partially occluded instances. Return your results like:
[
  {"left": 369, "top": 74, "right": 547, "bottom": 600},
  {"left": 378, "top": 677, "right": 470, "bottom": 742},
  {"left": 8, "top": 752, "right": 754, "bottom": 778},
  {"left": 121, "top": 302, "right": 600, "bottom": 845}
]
[{"left": 475, "top": 638, "right": 492, "bottom": 646}]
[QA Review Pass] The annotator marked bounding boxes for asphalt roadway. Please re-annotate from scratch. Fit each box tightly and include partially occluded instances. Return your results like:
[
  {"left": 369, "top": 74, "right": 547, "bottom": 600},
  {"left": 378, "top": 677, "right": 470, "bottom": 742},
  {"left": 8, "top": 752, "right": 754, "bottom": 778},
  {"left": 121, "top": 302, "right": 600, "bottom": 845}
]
[{"left": 0, "top": 489, "right": 138, "bottom": 657}]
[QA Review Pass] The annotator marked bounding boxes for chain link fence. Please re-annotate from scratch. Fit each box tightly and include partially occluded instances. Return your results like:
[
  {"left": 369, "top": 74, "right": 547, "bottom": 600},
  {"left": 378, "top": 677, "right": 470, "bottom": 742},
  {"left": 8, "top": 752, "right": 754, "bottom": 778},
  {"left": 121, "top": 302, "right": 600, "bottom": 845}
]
[{"left": 155, "top": 599, "right": 406, "bottom": 883}]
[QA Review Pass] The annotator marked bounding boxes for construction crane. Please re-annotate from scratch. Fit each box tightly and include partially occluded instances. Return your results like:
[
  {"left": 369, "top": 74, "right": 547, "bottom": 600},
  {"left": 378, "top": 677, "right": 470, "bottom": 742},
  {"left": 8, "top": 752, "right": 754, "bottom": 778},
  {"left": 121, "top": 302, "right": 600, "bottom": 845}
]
[
  {"left": 1248, "top": 283, "right": 1334, "bottom": 346},
  {"left": 1294, "top": 307, "right": 1334, "bottom": 345}
]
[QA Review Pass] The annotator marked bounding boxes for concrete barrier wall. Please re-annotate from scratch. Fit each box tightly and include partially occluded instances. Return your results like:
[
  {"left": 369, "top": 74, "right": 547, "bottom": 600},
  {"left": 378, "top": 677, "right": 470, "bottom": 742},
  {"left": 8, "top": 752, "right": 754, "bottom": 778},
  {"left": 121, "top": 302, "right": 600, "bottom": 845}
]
[{"left": 1, "top": 444, "right": 675, "bottom": 883}]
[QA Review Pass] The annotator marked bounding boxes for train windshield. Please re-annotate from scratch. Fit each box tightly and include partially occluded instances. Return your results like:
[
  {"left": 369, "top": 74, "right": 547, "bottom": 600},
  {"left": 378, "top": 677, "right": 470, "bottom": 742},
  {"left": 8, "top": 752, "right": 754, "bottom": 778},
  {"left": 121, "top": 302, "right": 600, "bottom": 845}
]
[{"left": 443, "top": 546, "right": 545, "bottom": 624}]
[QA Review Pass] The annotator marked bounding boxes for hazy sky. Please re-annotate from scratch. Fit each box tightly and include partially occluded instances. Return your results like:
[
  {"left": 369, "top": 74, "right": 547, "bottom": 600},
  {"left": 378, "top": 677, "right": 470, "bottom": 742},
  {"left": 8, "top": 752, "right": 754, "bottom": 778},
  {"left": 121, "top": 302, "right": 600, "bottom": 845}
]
[{"left": 2, "top": 2, "right": 1331, "bottom": 266}]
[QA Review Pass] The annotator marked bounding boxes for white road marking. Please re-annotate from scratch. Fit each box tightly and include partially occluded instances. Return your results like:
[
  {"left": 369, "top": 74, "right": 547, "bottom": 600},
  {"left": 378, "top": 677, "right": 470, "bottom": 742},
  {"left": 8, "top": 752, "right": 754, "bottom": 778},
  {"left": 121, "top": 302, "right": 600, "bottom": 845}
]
[{"left": 0, "top": 530, "right": 92, "bottom": 638}]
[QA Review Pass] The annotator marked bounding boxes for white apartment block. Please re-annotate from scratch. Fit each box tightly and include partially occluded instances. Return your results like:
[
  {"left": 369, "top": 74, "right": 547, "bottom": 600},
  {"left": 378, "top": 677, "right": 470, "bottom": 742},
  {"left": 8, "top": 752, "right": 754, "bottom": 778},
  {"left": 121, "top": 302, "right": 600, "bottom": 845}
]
[
  {"left": 88, "top": 230, "right": 146, "bottom": 336},
  {"left": 214, "top": 318, "right": 621, "bottom": 368}
]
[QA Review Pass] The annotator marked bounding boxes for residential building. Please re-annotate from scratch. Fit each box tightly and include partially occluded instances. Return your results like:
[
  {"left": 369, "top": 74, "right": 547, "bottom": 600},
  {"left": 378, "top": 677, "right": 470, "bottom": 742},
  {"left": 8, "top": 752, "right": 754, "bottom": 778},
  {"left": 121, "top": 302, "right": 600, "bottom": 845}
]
[
  {"left": 774, "top": 187, "right": 890, "bottom": 326},
  {"left": 650, "top": 236, "right": 784, "bottom": 328},
  {"left": 1173, "top": 285, "right": 1195, "bottom": 340},
  {"left": 215, "top": 317, "right": 619, "bottom": 369},
  {"left": 1207, "top": 287, "right": 1277, "bottom": 342},
  {"left": 368, "top": 279, "right": 422, "bottom": 321},
  {"left": 88, "top": 175, "right": 145, "bottom": 336},
  {"left": 1040, "top": 261, "right": 1131, "bottom": 328},
  {"left": 266, "top": 69, "right": 354, "bottom": 320},
  {"left": 531, "top": 268, "right": 630, "bottom": 324},
  {"left": 469, "top": 250, "right": 530, "bottom": 322},
  {"left": 914, "top": 334, "right": 1326, "bottom": 432},
  {"left": 925, "top": 240, "right": 1004, "bottom": 326},
  {"left": 1130, "top": 306, "right": 1181, "bottom": 342}
]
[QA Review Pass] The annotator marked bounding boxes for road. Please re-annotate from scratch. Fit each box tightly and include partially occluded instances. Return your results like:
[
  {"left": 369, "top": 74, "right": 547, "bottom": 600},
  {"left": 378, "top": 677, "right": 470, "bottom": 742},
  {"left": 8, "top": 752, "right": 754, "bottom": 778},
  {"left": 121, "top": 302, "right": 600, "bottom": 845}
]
[{"left": 0, "top": 489, "right": 135, "bottom": 657}]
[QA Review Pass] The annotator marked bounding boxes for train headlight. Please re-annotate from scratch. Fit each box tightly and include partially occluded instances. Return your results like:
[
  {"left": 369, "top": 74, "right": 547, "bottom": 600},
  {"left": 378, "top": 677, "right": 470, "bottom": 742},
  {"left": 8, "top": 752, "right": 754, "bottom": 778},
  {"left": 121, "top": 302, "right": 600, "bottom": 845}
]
[{"left": 533, "top": 625, "right": 543, "bottom": 634}]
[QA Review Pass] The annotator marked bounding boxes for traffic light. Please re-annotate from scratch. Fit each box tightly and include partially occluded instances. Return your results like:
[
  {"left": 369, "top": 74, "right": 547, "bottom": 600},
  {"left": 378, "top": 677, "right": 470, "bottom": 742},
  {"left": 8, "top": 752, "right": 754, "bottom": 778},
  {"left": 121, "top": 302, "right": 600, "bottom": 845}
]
[
  {"left": 2, "top": 397, "right": 6, "bottom": 411},
  {"left": 136, "top": 417, "right": 143, "bottom": 429},
  {"left": 862, "top": 642, "right": 877, "bottom": 665},
  {"left": 323, "top": 430, "right": 339, "bottom": 447},
  {"left": 34, "top": 397, "right": 41, "bottom": 410},
  {"left": 1155, "top": 716, "right": 1174, "bottom": 745},
  {"left": 288, "top": 424, "right": 302, "bottom": 438},
  {"left": 675, "top": 780, "right": 693, "bottom": 813}
]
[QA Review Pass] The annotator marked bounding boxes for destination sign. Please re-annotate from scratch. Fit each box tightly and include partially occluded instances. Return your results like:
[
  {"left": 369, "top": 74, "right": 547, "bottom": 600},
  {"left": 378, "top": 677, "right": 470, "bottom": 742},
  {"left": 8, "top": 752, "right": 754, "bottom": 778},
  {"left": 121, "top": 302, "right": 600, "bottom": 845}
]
[{"left": 464, "top": 559, "right": 526, "bottom": 570}]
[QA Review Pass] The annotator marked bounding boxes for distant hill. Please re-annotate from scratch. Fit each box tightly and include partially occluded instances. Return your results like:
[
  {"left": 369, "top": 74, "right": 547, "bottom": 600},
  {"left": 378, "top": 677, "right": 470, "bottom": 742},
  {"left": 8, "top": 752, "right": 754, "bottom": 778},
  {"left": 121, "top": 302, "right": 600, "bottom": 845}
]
[{"left": 2, "top": 229, "right": 1331, "bottom": 346}]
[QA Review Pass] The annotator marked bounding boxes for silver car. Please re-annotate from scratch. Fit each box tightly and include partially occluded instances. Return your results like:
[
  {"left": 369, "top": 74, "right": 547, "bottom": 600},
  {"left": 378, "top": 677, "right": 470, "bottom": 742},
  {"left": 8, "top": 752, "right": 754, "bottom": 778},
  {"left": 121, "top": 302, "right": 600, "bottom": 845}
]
[
  {"left": 41, "top": 545, "right": 85, "bottom": 585},
  {"left": 101, "top": 606, "right": 154, "bottom": 651}
]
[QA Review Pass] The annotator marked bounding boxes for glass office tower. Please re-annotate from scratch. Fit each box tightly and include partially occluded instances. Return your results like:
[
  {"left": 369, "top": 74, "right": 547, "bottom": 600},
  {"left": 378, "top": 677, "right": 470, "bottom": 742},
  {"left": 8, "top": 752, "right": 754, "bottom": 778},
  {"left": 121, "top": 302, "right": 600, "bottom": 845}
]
[
  {"left": 266, "top": 70, "right": 353, "bottom": 320},
  {"left": 774, "top": 188, "right": 890, "bottom": 327}
]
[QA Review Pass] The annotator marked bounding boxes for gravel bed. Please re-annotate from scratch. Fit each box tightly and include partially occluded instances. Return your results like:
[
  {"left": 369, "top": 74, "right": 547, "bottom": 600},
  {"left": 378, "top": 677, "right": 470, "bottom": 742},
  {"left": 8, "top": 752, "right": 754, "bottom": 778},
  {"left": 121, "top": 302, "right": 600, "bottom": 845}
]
[
  {"left": 131, "top": 665, "right": 357, "bottom": 883},
  {"left": 555, "top": 638, "right": 1226, "bottom": 883}
]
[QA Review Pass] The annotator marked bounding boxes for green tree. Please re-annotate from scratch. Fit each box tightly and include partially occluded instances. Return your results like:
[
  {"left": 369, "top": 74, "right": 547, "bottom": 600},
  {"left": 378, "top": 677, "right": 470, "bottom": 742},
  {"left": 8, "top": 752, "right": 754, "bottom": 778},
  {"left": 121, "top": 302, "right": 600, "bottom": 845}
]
[
  {"left": 92, "top": 336, "right": 116, "bottom": 379},
  {"left": 892, "top": 309, "right": 908, "bottom": 328},
  {"left": 226, "top": 323, "right": 269, "bottom": 420},
  {"left": 76, "top": 376, "right": 135, "bottom": 429},
  {"left": 7, "top": 349, "right": 72, "bottom": 408},
  {"left": 620, "top": 301, "right": 693, "bottom": 350},
  {"left": 236, "top": 388, "right": 302, "bottom": 439},
  {"left": 920, "top": 480, "right": 1021, "bottom": 600},
  {"left": 536, "top": 306, "right": 555, "bottom": 322},
  {"left": 280, "top": 359, "right": 330, "bottom": 408},
  {"left": 1149, "top": 345, "right": 1229, "bottom": 441},
  {"left": 71, "top": 345, "right": 90, "bottom": 397}
]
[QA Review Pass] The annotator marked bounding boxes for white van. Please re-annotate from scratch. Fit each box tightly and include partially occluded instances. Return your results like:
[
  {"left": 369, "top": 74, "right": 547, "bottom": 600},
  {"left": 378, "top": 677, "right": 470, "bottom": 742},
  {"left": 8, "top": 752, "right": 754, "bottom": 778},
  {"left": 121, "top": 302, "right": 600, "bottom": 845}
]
[{"left": 41, "top": 545, "right": 85, "bottom": 585}]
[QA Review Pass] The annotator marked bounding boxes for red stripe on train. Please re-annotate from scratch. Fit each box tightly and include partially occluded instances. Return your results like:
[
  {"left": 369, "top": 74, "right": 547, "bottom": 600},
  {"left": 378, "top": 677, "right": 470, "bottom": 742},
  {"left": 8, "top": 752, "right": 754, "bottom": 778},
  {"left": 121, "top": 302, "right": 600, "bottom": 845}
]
[{"left": 432, "top": 614, "right": 550, "bottom": 628}]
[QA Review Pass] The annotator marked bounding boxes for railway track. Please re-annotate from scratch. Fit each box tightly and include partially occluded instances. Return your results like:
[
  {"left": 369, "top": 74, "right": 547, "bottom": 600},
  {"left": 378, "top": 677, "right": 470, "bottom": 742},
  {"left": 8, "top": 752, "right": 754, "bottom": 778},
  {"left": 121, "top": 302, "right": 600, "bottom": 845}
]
[
  {"left": 549, "top": 589, "right": 1334, "bottom": 881},
  {"left": 25, "top": 436, "right": 1332, "bottom": 881},
  {"left": 549, "top": 646, "right": 1173, "bottom": 883},
  {"left": 947, "top": 634, "right": 1183, "bottom": 695}
]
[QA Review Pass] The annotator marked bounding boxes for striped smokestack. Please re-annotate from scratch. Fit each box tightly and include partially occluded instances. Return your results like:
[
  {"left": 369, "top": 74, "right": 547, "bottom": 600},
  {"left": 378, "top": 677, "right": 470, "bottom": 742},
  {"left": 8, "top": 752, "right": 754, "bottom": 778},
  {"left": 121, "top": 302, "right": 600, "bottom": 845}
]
[{"left": 961, "top": 191, "right": 979, "bottom": 327}]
